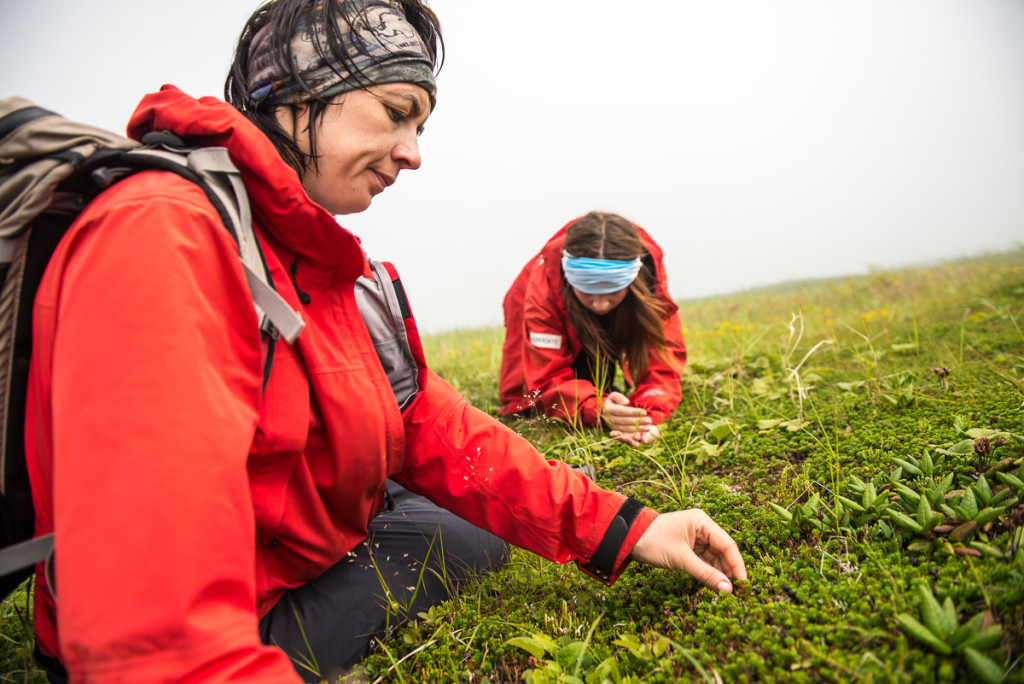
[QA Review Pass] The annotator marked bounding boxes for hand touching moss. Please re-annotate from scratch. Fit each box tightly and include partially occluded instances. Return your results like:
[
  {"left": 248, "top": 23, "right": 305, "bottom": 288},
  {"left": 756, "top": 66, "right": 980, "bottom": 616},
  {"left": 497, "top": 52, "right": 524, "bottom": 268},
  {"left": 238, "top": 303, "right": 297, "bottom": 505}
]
[{"left": 629, "top": 510, "right": 747, "bottom": 593}]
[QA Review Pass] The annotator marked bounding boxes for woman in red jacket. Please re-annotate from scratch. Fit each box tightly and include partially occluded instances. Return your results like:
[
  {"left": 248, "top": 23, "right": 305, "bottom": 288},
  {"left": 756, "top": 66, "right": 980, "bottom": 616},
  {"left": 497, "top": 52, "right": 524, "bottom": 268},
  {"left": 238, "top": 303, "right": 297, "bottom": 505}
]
[
  {"left": 501, "top": 212, "right": 687, "bottom": 445},
  {"left": 25, "top": 2, "right": 743, "bottom": 683}
]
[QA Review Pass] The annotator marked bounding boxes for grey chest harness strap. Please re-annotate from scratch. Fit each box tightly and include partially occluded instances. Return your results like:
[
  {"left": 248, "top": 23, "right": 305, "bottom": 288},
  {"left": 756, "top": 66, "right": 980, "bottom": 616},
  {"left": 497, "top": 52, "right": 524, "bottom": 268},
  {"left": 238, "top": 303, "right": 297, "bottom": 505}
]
[{"left": 354, "top": 259, "right": 419, "bottom": 410}]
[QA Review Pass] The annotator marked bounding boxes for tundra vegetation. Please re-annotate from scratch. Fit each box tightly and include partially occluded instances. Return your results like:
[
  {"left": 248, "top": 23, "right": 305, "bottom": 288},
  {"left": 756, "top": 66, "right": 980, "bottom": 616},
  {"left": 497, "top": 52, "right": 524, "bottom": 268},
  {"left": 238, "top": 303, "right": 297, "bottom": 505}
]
[{"left": 2, "top": 249, "right": 1022, "bottom": 683}]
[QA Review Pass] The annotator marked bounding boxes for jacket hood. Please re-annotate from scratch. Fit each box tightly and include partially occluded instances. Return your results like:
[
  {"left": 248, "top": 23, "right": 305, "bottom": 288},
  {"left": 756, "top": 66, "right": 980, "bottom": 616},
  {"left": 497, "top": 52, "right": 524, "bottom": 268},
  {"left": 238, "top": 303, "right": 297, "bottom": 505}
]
[{"left": 126, "top": 85, "right": 368, "bottom": 279}]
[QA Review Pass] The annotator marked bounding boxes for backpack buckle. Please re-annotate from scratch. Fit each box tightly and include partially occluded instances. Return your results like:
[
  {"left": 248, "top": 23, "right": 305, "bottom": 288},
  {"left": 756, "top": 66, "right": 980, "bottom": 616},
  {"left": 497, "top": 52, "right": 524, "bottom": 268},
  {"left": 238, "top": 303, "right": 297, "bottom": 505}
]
[
  {"left": 89, "top": 166, "right": 121, "bottom": 189},
  {"left": 140, "top": 130, "right": 186, "bottom": 149},
  {"left": 260, "top": 316, "right": 281, "bottom": 341}
]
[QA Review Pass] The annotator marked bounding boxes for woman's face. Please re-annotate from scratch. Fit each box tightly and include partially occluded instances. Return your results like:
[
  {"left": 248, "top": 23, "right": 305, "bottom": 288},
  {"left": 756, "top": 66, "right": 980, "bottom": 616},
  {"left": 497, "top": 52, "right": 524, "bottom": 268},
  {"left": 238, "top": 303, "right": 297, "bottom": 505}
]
[
  {"left": 279, "top": 82, "right": 432, "bottom": 215},
  {"left": 572, "top": 287, "right": 628, "bottom": 316}
]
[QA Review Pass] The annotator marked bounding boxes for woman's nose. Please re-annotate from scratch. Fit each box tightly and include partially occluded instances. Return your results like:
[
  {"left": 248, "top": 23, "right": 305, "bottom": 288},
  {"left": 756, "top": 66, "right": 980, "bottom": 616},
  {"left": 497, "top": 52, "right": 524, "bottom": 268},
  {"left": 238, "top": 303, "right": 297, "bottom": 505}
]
[{"left": 393, "top": 135, "right": 421, "bottom": 170}]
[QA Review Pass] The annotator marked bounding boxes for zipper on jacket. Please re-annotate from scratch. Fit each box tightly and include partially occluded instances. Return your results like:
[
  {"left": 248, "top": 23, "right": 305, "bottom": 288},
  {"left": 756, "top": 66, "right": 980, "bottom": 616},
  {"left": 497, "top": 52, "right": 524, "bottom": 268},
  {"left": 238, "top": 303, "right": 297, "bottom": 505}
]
[{"left": 289, "top": 254, "right": 312, "bottom": 304}]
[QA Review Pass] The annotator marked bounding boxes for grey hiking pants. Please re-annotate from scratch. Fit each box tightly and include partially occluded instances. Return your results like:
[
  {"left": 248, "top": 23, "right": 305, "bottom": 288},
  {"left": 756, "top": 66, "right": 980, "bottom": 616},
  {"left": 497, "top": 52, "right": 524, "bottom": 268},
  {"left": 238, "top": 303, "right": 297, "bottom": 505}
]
[{"left": 258, "top": 480, "right": 509, "bottom": 683}]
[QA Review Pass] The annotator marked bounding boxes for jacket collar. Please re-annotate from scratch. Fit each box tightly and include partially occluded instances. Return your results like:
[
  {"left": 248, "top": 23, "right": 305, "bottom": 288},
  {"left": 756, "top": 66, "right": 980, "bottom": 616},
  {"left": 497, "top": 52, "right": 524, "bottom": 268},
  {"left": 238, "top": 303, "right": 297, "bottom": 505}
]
[{"left": 126, "top": 84, "right": 370, "bottom": 280}]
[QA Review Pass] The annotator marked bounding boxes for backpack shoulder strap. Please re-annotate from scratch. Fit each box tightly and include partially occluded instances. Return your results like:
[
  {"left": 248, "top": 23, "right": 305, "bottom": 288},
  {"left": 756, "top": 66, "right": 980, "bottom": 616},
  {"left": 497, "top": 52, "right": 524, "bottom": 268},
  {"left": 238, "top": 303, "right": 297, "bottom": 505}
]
[
  {"left": 0, "top": 534, "right": 52, "bottom": 579},
  {"left": 111, "top": 140, "right": 306, "bottom": 345}
]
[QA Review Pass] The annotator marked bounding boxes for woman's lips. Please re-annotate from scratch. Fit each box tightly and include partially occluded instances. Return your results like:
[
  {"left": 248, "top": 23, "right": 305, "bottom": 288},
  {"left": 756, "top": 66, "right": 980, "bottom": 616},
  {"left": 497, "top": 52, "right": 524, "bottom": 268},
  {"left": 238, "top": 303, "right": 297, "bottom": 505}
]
[{"left": 371, "top": 170, "right": 393, "bottom": 194}]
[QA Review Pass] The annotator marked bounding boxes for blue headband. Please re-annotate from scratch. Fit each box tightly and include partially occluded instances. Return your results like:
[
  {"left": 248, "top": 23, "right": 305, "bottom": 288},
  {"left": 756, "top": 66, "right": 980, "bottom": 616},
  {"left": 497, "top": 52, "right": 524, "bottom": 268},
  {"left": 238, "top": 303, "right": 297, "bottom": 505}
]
[{"left": 561, "top": 251, "right": 643, "bottom": 295}]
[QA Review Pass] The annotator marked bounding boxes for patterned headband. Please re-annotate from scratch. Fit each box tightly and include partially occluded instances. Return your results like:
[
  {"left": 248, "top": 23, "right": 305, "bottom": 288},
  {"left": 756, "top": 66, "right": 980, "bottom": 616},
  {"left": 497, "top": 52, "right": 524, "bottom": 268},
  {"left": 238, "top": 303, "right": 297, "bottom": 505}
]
[{"left": 247, "top": 0, "right": 436, "bottom": 107}]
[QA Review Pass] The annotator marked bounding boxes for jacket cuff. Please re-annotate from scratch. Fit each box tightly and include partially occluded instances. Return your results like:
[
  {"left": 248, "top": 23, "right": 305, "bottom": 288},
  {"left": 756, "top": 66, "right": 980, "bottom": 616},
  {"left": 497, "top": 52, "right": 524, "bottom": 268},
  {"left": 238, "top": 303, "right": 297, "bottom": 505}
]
[
  {"left": 547, "top": 383, "right": 599, "bottom": 426},
  {"left": 577, "top": 393, "right": 601, "bottom": 425},
  {"left": 628, "top": 393, "right": 668, "bottom": 425},
  {"left": 577, "top": 499, "right": 658, "bottom": 585}
]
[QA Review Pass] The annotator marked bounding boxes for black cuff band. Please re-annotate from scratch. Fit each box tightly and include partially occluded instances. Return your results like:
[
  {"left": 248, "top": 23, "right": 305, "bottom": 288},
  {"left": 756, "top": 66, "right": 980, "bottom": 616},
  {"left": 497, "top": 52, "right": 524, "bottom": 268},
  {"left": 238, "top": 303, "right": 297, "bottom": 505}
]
[{"left": 580, "top": 497, "right": 646, "bottom": 581}]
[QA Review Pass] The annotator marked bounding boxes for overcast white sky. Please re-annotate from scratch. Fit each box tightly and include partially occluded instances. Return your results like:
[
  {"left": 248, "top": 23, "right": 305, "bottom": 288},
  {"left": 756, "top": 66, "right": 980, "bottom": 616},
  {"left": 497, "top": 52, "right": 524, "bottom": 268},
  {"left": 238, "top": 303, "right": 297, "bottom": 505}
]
[{"left": 3, "top": 1, "right": 1023, "bottom": 333}]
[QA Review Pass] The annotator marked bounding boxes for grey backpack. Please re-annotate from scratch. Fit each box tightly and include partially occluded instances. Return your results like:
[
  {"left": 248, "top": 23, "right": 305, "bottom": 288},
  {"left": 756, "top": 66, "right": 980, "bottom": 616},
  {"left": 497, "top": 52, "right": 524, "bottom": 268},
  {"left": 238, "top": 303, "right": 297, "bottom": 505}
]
[{"left": 0, "top": 96, "right": 304, "bottom": 597}]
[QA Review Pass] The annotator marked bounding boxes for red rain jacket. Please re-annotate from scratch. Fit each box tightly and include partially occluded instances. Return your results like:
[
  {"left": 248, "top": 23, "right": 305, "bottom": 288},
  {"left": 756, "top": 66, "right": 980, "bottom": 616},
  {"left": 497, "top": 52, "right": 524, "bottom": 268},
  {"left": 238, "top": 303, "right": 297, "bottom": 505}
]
[
  {"left": 25, "top": 86, "right": 656, "bottom": 683},
  {"left": 499, "top": 220, "right": 687, "bottom": 425}
]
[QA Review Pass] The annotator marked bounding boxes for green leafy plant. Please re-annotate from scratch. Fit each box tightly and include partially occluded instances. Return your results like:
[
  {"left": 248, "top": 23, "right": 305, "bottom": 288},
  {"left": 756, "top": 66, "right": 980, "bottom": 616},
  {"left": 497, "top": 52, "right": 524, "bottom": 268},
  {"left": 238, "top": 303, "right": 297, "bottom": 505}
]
[
  {"left": 841, "top": 473, "right": 892, "bottom": 529},
  {"left": 504, "top": 613, "right": 605, "bottom": 684},
  {"left": 768, "top": 492, "right": 824, "bottom": 536},
  {"left": 612, "top": 633, "right": 717, "bottom": 684},
  {"left": 895, "top": 583, "right": 1005, "bottom": 683}
]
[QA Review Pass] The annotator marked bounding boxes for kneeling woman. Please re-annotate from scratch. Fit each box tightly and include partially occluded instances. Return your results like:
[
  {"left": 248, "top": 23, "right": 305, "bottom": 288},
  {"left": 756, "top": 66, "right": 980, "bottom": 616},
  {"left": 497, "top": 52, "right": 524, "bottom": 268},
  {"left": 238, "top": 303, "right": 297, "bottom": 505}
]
[{"left": 500, "top": 212, "right": 687, "bottom": 445}]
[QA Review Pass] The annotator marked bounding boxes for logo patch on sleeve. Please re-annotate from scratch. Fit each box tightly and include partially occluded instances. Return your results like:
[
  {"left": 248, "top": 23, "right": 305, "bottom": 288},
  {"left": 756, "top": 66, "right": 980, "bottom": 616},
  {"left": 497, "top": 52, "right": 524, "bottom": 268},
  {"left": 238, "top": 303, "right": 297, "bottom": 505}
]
[{"left": 529, "top": 332, "right": 563, "bottom": 350}]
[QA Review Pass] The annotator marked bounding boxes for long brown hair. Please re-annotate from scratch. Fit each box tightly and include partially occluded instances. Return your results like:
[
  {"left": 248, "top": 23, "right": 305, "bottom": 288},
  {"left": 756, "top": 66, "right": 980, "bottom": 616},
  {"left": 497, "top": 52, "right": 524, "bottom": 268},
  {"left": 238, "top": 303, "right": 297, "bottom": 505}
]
[{"left": 562, "top": 212, "right": 669, "bottom": 384}]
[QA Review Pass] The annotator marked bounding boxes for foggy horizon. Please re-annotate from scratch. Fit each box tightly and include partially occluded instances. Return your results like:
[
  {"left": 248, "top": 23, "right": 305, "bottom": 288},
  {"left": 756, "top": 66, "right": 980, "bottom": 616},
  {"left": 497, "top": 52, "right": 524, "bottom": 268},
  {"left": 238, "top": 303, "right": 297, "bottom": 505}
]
[{"left": 3, "top": 0, "right": 1022, "bottom": 333}]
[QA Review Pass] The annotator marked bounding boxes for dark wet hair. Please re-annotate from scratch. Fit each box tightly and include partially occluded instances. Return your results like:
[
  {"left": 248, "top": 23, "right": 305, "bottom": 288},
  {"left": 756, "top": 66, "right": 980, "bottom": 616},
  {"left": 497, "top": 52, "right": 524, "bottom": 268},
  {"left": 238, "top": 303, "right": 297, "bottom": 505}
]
[
  {"left": 562, "top": 211, "right": 669, "bottom": 384},
  {"left": 225, "top": 0, "right": 443, "bottom": 173}
]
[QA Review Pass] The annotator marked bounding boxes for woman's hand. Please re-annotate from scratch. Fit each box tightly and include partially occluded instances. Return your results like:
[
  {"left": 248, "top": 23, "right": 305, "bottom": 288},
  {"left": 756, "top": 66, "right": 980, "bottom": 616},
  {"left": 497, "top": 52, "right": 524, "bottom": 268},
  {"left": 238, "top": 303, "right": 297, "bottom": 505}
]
[
  {"left": 629, "top": 510, "right": 748, "bottom": 593},
  {"left": 602, "top": 392, "right": 659, "bottom": 445}
]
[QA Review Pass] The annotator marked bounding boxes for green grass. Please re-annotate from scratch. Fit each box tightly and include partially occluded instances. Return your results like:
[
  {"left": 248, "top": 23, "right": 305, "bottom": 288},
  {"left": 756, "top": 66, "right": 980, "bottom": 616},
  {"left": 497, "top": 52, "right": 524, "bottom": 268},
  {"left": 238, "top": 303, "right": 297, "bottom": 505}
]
[{"left": 4, "top": 249, "right": 1023, "bottom": 683}]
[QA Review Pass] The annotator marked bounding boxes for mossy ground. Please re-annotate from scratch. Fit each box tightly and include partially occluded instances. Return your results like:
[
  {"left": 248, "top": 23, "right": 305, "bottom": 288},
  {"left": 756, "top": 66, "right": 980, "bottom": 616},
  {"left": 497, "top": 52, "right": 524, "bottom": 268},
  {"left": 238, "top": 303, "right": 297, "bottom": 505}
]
[{"left": 3, "top": 250, "right": 1022, "bottom": 683}]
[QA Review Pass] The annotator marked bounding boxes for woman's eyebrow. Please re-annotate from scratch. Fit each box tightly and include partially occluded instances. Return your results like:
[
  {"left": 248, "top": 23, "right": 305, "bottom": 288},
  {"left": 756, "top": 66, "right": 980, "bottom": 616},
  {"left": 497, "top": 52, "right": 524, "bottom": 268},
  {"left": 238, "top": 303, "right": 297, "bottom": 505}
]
[{"left": 396, "top": 93, "right": 424, "bottom": 117}]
